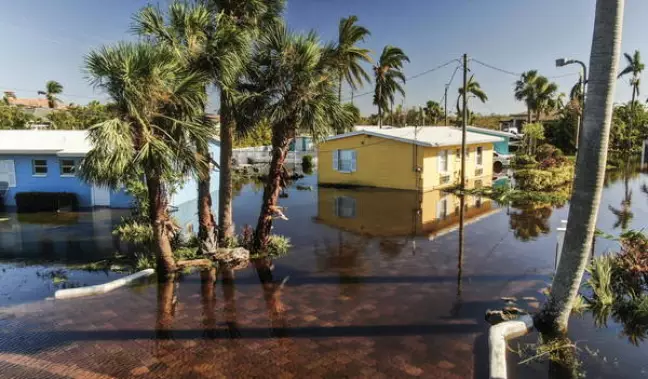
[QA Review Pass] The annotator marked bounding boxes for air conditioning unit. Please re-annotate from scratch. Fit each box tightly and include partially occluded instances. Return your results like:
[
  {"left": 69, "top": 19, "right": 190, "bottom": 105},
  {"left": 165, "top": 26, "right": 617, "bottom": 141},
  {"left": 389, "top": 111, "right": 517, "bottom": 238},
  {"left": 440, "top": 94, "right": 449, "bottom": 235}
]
[{"left": 439, "top": 174, "right": 451, "bottom": 184}]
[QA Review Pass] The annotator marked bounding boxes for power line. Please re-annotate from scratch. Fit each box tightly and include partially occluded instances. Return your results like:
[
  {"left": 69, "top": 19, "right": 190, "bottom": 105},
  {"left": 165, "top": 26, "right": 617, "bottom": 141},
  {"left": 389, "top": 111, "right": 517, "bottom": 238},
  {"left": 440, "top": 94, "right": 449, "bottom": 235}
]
[
  {"left": 341, "top": 58, "right": 460, "bottom": 102},
  {"left": 471, "top": 58, "right": 579, "bottom": 79}
]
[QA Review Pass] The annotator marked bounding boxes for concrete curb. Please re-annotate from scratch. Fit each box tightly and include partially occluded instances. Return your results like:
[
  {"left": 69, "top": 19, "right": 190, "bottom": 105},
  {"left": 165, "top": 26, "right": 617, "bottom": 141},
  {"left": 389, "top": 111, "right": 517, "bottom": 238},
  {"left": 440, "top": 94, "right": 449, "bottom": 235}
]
[
  {"left": 489, "top": 314, "right": 534, "bottom": 379},
  {"left": 54, "top": 269, "right": 155, "bottom": 299}
]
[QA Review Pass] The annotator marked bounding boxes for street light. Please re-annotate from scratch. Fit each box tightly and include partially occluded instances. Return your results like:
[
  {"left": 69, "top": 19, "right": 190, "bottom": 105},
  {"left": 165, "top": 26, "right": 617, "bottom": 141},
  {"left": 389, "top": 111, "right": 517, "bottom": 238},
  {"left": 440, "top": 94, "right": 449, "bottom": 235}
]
[{"left": 556, "top": 58, "right": 588, "bottom": 152}]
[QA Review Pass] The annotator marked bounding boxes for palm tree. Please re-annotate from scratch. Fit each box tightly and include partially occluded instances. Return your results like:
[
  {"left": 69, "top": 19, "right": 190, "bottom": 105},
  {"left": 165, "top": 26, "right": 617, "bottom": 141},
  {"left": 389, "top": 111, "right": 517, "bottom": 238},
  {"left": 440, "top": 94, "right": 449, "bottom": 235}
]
[
  {"left": 424, "top": 100, "right": 443, "bottom": 125},
  {"left": 38, "top": 80, "right": 63, "bottom": 108},
  {"left": 618, "top": 50, "right": 644, "bottom": 150},
  {"left": 240, "top": 25, "right": 352, "bottom": 251},
  {"left": 533, "top": 76, "right": 559, "bottom": 122},
  {"left": 514, "top": 70, "right": 539, "bottom": 123},
  {"left": 618, "top": 50, "right": 644, "bottom": 107},
  {"left": 373, "top": 46, "right": 409, "bottom": 128},
  {"left": 536, "top": 0, "right": 624, "bottom": 335},
  {"left": 81, "top": 42, "right": 211, "bottom": 277},
  {"left": 208, "top": 0, "right": 285, "bottom": 243},
  {"left": 332, "top": 16, "right": 372, "bottom": 101},
  {"left": 132, "top": 2, "right": 236, "bottom": 256},
  {"left": 456, "top": 75, "right": 487, "bottom": 119}
]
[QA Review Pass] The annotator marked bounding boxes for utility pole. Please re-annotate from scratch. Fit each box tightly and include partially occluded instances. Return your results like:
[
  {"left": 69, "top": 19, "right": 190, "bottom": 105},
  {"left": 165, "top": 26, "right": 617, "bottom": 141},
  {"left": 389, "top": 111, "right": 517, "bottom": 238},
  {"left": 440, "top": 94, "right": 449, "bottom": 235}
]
[
  {"left": 444, "top": 85, "right": 449, "bottom": 126},
  {"left": 461, "top": 54, "right": 468, "bottom": 191}
]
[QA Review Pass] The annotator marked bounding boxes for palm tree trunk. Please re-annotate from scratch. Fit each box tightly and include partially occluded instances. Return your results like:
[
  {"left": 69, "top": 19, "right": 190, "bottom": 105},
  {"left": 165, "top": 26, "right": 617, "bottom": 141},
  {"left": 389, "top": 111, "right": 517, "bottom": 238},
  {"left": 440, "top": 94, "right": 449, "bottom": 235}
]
[
  {"left": 527, "top": 104, "right": 531, "bottom": 124},
  {"left": 218, "top": 96, "right": 234, "bottom": 243},
  {"left": 535, "top": 0, "right": 624, "bottom": 335},
  {"left": 146, "top": 173, "right": 177, "bottom": 277},
  {"left": 254, "top": 128, "right": 292, "bottom": 251},
  {"left": 629, "top": 84, "right": 637, "bottom": 150},
  {"left": 197, "top": 142, "right": 217, "bottom": 256},
  {"left": 378, "top": 104, "right": 382, "bottom": 128}
]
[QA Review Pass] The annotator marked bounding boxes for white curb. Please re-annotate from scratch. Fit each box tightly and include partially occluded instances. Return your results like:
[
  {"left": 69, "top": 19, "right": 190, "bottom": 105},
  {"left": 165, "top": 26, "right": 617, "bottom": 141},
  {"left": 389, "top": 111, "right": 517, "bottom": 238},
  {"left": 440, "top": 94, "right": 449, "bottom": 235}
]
[
  {"left": 54, "top": 269, "right": 155, "bottom": 299},
  {"left": 489, "top": 314, "right": 534, "bottom": 379}
]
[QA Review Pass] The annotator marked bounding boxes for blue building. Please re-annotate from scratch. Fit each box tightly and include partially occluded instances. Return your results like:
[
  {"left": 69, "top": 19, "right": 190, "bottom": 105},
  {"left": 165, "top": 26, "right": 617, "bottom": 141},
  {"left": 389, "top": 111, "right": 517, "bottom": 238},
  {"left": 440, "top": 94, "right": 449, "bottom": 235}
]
[
  {"left": 0, "top": 131, "right": 220, "bottom": 224},
  {"left": 466, "top": 126, "right": 515, "bottom": 155}
]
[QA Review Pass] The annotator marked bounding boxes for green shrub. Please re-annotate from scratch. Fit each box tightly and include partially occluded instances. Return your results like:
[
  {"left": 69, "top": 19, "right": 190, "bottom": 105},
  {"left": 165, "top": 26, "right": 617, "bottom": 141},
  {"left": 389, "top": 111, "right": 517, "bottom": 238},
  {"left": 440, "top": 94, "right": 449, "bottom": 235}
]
[
  {"left": 535, "top": 143, "right": 557, "bottom": 161},
  {"left": 266, "top": 235, "right": 291, "bottom": 258},
  {"left": 512, "top": 154, "right": 537, "bottom": 168},
  {"left": 514, "top": 166, "right": 573, "bottom": 191},
  {"left": 15, "top": 192, "right": 79, "bottom": 212},
  {"left": 134, "top": 252, "right": 155, "bottom": 270},
  {"left": 302, "top": 155, "right": 314, "bottom": 174}
]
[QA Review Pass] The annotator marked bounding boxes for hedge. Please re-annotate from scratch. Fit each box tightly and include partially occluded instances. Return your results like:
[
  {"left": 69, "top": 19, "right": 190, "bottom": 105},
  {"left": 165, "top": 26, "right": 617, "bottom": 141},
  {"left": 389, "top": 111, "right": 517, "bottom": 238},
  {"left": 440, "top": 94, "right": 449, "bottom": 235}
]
[
  {"left": 514, "top": 166, "right": 574, "bottom": 191},
  {"left": 15, "top": 192, "right": 79, "bottom": 213}
]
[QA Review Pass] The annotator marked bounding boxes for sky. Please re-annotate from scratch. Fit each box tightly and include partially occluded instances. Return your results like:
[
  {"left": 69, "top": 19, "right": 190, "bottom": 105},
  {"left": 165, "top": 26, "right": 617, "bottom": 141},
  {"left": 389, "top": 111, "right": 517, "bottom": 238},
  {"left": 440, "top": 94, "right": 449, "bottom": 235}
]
[{"left": 0, "top": 0, "right": 647, "bottom": 116}]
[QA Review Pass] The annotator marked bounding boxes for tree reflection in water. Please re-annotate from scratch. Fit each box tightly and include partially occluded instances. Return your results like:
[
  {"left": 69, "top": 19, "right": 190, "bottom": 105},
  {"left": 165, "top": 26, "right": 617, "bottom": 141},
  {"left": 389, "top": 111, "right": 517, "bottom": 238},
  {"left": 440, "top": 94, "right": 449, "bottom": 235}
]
[
  {"left": 200, "top": 268, "right": 217, "bottom": 338},
  {"left": 450, "top": 195, "right": 465, "bottom": 318},
  {"left": 509, "top": 205, "right": 553, "bottom": 241},
  {"left": 253, "top": 258, "right": 287, "bottom": 337},
  {"left": 608, "top": 163, "right": 635, "bottom": 231},
  {"left": 314, "top": 231, "right": 371, "bottom": 297},
  {"left": 220, "top": 267, "right": 242, "bottom": 338}
]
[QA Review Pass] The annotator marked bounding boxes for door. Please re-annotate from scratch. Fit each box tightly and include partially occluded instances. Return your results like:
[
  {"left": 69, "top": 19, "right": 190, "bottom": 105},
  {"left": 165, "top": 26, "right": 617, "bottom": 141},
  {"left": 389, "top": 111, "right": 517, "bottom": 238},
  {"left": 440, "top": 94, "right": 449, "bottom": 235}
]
[{"left": 92, "top": 185, "right": 111, "bottom": 207}]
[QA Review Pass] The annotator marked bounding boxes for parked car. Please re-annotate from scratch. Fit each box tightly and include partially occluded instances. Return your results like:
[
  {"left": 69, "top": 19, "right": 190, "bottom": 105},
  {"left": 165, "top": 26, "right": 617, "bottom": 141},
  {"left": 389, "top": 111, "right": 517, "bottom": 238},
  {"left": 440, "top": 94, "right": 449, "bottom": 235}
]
[{"left": 493, "top": 151, "right": 514, "bottom": 172}]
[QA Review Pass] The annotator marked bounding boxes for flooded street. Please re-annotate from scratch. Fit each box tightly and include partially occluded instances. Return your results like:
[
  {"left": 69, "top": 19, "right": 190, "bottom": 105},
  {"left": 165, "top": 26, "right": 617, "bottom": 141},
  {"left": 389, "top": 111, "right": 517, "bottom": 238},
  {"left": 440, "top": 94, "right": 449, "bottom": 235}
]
[{"left": 0, "top": 170, "right": 646, "bottom": 377}]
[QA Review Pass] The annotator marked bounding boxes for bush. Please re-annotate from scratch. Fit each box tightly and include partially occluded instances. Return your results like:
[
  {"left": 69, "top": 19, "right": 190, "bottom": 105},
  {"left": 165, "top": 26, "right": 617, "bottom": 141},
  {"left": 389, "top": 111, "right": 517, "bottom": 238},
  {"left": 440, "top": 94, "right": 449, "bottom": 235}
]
[
  {"left": 535, "top": 143, "right": 557, "bottom": 161},
  {"left": 302, "top": 155, "right": 314, "bottom": 174},
  {"left": 514, "top": 166, "right": 573, "bottom": 191},
  {"left": 15, "top": 192, "right": 79, "bottom": 212},
  {"left": 512, "top": 154, "right": 537, "bottom": 168}
]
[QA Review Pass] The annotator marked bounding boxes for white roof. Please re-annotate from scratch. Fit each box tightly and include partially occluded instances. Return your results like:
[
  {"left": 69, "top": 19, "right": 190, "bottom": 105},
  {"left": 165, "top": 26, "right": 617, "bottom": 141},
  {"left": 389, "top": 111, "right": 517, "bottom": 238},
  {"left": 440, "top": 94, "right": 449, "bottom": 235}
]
[
  {"left": 0, "top": 130, "right": 92, "bottom": 156},
  {"left": 329, "top": 126, "right": 502, "bottom": 147},
  {"left": 465, "top": 125, "right": 516, "bottom": 138}
]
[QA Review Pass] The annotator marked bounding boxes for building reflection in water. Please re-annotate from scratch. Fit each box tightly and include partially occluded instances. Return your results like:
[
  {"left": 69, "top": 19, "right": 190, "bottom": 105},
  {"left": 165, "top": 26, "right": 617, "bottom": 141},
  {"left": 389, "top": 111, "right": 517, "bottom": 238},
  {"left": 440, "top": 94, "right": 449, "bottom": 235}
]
[{"left": 315, "top": 181, "right": 499, "bottom": 240}]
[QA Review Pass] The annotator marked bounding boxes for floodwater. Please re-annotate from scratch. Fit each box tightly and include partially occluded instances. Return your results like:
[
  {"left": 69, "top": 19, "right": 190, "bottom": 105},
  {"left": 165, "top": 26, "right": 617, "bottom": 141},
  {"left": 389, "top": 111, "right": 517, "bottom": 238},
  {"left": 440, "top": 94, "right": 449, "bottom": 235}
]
[{"left": 0, "top": 169, "right": 645, "bottom": 377}]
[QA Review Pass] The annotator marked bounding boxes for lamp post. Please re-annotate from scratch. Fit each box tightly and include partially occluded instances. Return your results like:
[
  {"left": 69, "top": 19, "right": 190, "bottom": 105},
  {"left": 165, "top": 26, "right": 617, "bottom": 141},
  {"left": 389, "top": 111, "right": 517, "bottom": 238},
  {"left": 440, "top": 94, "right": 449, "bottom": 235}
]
[{"left": 556, "top": 58, "right": 588, "bottom": 152}]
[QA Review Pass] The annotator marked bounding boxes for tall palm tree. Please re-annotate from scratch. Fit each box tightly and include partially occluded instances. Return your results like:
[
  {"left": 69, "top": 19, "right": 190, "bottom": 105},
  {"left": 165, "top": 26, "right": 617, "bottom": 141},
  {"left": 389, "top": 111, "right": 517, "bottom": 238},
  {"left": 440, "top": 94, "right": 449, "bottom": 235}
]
[
  {"left": 533, "top": 76, "right": 559, "bottom": 121},
  {"left": 208, "top": 0, "right": 285, "bottom": 243},
  {"left": 81, "top": 42, "right": 211, "bottom": 277},
  {"left": 332, "top": 16, "right": 372, "bottom": 101},
  {"left": 514, "top": 70, "right": 539, "bottom": 123},
  {"left": 240, "top": 25, "right": 352, "bottom": 251},
  {"left": 424, "top": 100, "right": 443, "bottom": 125},
  {"left": 618, "top": 50, "right": 644, "bottom": 150},
  {"left": 618, "top": 50, "right": 644, "bottom": 107},
  {"left": 38, "top": 80, "right": 63, "bottom": 108},
  {"left": 133, "top": 1, "right": 238, "bottom": 256},
  {"left": 373, "top": 46, "right": 409, "bottom": 128},
  {"left": 456, "top": 75, "right": 487, "bottom": 119},
  {"left": 536, "top": 0, "right": 625, "bottom": 335}
]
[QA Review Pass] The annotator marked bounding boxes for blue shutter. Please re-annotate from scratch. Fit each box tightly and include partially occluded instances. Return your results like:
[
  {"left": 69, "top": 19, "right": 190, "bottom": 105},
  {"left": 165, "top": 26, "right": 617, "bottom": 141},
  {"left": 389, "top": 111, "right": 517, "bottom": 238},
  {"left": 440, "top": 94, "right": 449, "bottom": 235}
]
[{"left": 333, "top": 150, "right": 339, "bottom": 171}]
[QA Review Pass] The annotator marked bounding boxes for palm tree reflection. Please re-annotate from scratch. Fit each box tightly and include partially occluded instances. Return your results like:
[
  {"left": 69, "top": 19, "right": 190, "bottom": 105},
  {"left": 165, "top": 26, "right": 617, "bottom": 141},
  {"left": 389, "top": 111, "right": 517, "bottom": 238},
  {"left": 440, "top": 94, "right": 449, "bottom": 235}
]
[
  {"left": 220, "top": 267, "right": 242, "bottom": 338},
  {"left": 253, "top": 258, "right": 287, "bottom": 336},
  {"left": 608, "top": 164, "right": 635, "bottom": 231},
  {"left": 155, "top": 276, "right": 178, "bottom": 342},
  {"left": 200, "top": 268, "right": 217, "bottom": 338},
  {"left": 509, "top": 206, "right": 553, "bottom": 241},
  {"left": 315, "top": 231, "right": 371, "bottom": 296}
]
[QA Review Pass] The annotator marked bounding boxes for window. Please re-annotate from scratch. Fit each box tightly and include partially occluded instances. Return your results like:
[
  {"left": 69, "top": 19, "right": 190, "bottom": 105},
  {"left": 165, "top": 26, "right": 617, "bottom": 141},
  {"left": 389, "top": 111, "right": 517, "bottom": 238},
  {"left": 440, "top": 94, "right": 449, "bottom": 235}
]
[
  {"left": 476, "top": 146, "right": 483, "bottom": 166},
  {"left": 436, "top": 197, "right": 448, "bottom": 220},
  {"left": 438, "top": 150, "right": 448, "bottom": 173},
  {"left": 0, "top": 160, "right": 16, "bottom": 187},
  {"left": 32, "top": 159, "right": 48, "bottom": 176},
  {"left": 455, "top": 149, "right": 461, "bottom": 161},
  {"left": 333, "top": 149, "right": 357, "bottom": 173},
  {"left": 60, "top": 159, "right": 77, "bottom": 176},
  {"left": 334, "top": 196, "right": 356, "bottom": 218}
]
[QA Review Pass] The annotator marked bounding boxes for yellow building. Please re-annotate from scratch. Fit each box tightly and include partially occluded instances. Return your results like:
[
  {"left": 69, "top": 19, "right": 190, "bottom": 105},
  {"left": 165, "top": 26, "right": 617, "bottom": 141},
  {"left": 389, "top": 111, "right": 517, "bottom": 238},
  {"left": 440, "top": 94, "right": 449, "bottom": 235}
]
[
  {"left": 315, "top": 183, "right": 500, "bottom": 239},
  {"left": 318, "top": 126, "right": 502, "bottom": 191}
]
